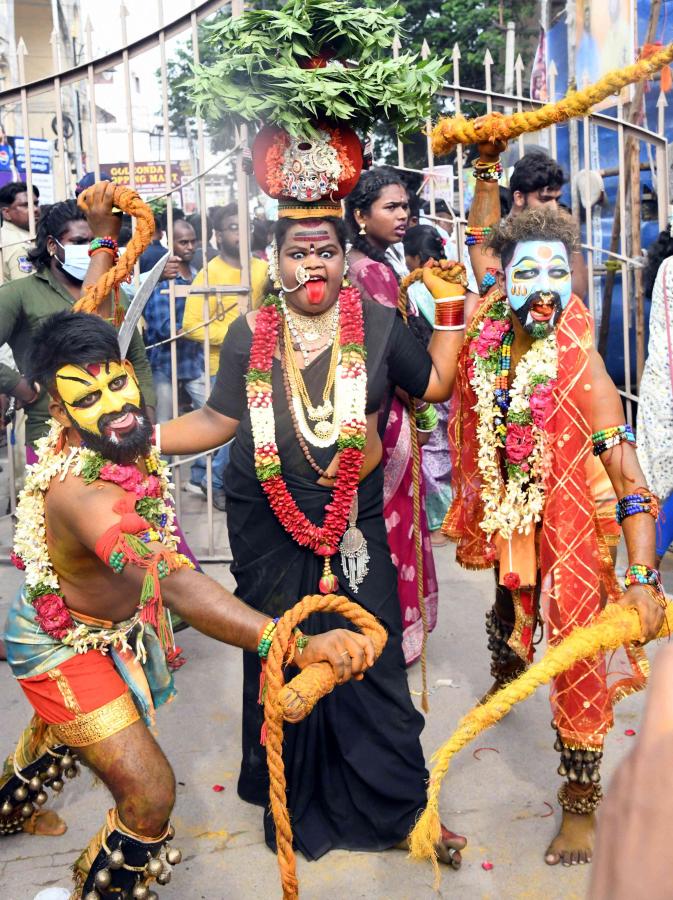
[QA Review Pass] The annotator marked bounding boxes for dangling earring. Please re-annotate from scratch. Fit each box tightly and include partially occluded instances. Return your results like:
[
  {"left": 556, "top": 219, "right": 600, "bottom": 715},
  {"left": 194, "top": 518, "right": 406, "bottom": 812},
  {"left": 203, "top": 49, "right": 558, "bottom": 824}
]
[
  {"left": 269, "top": 239, "right": 281, "bottom": 290},
  {"left": 359, "top": 221, "right": 366, "bottom": 236},
  {"left": 342, "top": 258, "right": 349, "bottom": 287}
]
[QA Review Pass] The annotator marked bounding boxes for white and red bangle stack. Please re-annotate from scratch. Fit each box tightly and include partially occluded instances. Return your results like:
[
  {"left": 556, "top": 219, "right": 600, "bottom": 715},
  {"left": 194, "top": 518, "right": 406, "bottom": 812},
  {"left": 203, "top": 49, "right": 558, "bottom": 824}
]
[{"left": 434, "top": 294, "right": 466, "bottom": 331}]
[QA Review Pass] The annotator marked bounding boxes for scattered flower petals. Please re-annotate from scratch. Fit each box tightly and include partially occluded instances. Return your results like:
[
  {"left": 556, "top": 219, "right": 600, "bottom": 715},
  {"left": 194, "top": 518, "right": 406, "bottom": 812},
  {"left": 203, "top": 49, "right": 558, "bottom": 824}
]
[
  {"left": 482, "top": 861, "right": 494, "bottom": 871},
  {"left": 473, "top": 747, "right": 500, "bottom": 760},
  {"left": 212, "top": 784, "right": 225, "bottom": 792},
  {"left": 624, "top": 728, "right": 636, "bottom": 736},
  {"left": 540, "top": 801, "right": 554, "bottom": 818}
]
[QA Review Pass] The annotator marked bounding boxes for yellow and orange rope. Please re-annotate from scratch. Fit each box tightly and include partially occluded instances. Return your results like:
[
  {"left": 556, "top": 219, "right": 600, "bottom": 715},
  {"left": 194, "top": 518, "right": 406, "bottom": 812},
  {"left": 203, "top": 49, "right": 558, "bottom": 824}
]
[
  {"left": 265, "top": 593, "right": 388, "bottom": 899},
  {"left": 73, "top": 184, "right": 154, "bottom": 315},
  {"left": 408, "top": 600, "right": 673, "bottom": 886},
  {"left": 398, "top": 262, "right": 468, "bottom": 712},
  {"left": 432, "top": 42, "right": 673, "bottom": 156}
]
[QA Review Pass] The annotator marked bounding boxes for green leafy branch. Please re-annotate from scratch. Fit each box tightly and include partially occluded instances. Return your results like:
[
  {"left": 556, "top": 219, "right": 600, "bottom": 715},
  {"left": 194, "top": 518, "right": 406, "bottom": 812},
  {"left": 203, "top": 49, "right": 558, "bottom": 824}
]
[{"left": 189, "top": 0, "right": 447, "bottom": 140}]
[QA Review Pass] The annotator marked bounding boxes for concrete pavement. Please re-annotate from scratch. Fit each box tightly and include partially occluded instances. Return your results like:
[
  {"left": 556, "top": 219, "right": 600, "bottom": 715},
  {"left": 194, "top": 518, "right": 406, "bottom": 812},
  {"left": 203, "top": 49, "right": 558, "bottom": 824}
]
[{"left": 0, "top": 487, "right": 666, "bottom": 900}]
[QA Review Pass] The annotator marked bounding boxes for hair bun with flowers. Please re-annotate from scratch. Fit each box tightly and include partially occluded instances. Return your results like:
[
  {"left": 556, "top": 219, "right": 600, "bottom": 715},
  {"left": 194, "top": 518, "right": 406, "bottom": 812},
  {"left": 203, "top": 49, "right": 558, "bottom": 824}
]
[{"left": 190, "top": 0, "right": 446, "bottom": 219}]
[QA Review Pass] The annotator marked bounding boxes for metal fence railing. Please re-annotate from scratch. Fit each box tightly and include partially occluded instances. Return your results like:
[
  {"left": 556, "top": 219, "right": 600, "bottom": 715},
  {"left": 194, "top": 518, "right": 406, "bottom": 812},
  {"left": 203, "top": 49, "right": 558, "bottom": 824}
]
[{"left": 0, "top": 3, "right": 668, "bottom": 558}]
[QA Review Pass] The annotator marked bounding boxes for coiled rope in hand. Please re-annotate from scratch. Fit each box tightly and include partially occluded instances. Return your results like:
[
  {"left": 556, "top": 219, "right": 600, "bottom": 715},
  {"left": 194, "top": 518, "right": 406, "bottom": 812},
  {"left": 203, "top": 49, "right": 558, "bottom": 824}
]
[
  {"left": 409, "top": 600, "right": 673, "bottom": 886},
  {"left": 432, "top": 42, "right": 673, "bottom": 156},
  {"left": 265, "top": 593, "right": 388, "bottom": 899},
  {"left": 73, "top": 184, "right": 155, "bottom": 315},
  {"left": 398, "top": 262, "right": 468, "bottom": 713}
]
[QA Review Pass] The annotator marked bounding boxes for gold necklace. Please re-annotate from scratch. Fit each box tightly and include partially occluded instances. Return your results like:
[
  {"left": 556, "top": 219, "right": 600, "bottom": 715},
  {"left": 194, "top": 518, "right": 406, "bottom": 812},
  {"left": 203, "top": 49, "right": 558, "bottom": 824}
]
[
  {"left": 283, "top": 317, "right": 341, "bottom": 445},
  {"left": 282, "top": 298, "right": 339, "bottom": 366}
]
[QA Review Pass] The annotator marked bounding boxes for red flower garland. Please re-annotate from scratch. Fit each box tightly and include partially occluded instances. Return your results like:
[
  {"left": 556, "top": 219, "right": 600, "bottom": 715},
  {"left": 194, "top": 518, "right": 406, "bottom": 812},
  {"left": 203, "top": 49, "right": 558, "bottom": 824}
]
[{"left": 249, "top": 287, "right": 366, "bottom": 560}]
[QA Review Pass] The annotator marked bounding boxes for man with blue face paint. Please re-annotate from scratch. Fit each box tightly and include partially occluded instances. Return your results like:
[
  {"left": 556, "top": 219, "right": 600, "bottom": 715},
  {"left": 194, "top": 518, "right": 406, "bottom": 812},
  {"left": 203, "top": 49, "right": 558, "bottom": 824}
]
[
  {"left": 444, "top": 208, "right": 663, "bottom": 871},
  {"left": 503, "top": 239, "right": 572, "bottom": 338}
]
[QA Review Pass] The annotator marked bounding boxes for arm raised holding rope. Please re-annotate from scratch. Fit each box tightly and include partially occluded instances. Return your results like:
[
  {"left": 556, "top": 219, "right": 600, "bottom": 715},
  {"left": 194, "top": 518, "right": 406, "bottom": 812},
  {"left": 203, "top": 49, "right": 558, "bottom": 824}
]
[{"left": 589, "top": 348, "right": 665, "bottom": 641}]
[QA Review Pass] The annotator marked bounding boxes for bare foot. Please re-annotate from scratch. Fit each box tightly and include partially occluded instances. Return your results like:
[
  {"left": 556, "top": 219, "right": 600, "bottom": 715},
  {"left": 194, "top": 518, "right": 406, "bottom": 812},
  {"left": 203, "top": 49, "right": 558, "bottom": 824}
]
[
  {"left": 396, "top": 824, "right": 467, "bottom": 869},
  {"left": 545, "top": 809, "right": 595, "bottom": 866},
  {"left": 22, "top": 809, "right": 67, "bottom": 836}
]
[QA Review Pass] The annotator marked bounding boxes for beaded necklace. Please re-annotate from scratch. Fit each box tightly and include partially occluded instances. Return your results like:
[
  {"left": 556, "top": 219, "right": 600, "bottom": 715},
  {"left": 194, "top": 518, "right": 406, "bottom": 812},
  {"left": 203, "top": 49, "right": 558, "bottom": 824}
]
[
  {"left": 247, "top": 288, "right": 367, "bottom": 593},
  {"left": 279, "top": 328, "right": 332, "bottom": 478}
]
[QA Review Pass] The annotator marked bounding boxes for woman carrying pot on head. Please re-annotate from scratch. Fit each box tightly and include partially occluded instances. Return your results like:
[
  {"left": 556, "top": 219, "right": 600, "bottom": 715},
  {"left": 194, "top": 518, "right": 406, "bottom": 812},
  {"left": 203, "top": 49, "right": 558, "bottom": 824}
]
[{"left": 159, "top": 136, "right": 468, "bottom": 867}]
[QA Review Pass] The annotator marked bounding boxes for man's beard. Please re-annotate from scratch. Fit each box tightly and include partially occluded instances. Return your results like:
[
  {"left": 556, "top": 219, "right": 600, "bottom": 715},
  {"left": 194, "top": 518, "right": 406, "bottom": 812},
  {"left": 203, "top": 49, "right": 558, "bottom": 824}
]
[
  {"left": 511, "top": 290, "right": 563, "bottom": 338},
  {"left": 68, "top": 402, "right": 153, "bottom": 465}
]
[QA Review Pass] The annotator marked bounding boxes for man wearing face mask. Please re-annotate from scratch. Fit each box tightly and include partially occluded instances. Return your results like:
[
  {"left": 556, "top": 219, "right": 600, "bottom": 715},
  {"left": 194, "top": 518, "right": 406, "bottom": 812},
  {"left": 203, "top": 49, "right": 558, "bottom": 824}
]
[
  {"left": 0, "top": 195, "right": 155, "bottom": 455},
  {"left": 444, "top": 208, "right": 663, "bottom": 870}
]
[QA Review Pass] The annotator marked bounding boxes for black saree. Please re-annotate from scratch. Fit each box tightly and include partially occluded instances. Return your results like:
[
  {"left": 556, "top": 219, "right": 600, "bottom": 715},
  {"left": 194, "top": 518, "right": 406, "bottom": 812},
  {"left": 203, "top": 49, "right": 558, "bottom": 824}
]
[{"left": 210, "top": 300, "right": 433, "bottom": 859}]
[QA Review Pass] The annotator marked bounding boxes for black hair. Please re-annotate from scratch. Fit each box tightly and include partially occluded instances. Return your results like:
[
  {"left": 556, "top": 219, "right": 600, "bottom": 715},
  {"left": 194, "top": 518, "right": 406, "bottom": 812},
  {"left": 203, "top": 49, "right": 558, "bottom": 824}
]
[
  {"left": 158, "top": 207, "right": 184, "bottom": 232},
  {"left": 211, "top": 203, "right": 239, "bottom": 230},
  {"left": 118, "top": 213, "right": 133, "bottom": 248},
  {"left": 29, "top": 311, "right": 121, "bottom": 389},
  {"left": 187, "top": 211, "right": 212, "bottom": 243},
  {"left": 645, "top": 229, "right": 673, "bottom": 298},
  {"left": 0, "top": 181, "right": 40, "bottom": 206},
  {"left": 403, "top": 225, "right": 446, "bottom": 265},
  {"left": 499, "top": 186, "right": 512, "bottom": 217},
  {"left": 407, "top": 190, "right": 421, "bottom": 223},
  {"left": 344, "top": 167, "right": 407, "bottom": 277},
  {"left": 422, "top": 198, "right": 452, "bottom": 216},
  {"left": 487, "top": 207, "right": 578, "bottom": 270},
  {"left": 252, "top": 218, "right": 271, "bottom": 253},
  {"left": 27, "top": 200, "right": 87, "bottom": 270},
  {"left": 509, "top": 153, "right": 566, "bottom": 198}
]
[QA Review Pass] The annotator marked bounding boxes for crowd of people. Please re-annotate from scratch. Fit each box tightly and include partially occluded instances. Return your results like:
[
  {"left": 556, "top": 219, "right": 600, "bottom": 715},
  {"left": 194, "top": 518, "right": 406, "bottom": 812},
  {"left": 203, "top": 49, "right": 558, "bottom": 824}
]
[{"left": 0, "top": 138, "right": 670, "bottom": 898}]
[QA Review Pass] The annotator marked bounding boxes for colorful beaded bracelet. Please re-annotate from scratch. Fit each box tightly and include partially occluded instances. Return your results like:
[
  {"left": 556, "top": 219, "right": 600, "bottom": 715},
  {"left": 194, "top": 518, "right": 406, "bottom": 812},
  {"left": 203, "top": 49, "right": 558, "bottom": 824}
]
[
  {"left": 473, "top": 160, "right": 503, "bottom": 182},
  {"left": 592, "top": 423, "right": 635, "bottom": 456},
  {"left": 616, "top": 490, "right": 658, "bottom": 525},
  {"left": 624, "top": 563, "right": 662, "bottom": 591},
  {"left": 465, "top": 225, "right": 493, "bottom": 246},
  {"left": 257, "top": 618, "right": 279, "bottom": 659},
  {"left": 89, "top": 236, "right": 119, "bottom": 257}
]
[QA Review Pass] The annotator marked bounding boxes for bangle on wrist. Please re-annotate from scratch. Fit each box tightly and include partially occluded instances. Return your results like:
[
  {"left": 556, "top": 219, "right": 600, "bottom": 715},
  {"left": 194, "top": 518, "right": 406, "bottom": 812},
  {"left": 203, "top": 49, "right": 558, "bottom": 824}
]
[
  {"left": 415, "top": 404, "right": 438, "bottom": 432},
  {"left": 434, "top": 296, "right": 465, "bottom": 331}
]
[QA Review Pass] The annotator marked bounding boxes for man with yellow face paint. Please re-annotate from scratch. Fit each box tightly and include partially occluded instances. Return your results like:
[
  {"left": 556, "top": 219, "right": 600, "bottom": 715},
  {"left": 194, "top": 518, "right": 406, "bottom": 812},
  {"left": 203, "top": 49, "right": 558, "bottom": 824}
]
[
  {"left": 445, "top": 208, "right": 663, "bottom": 870},
  {"left": 54, "top": 359, "right": 151, "bottom": 462},
  {"left": 0, "top": 312, "right": 376, "bottom": 898}
]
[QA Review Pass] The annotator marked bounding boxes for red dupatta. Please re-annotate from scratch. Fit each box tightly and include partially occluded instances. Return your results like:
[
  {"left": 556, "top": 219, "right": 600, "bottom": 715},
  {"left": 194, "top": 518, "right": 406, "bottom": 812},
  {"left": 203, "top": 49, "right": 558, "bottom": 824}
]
[{"left": 445, "top": 292, "right": 648, "bottom": 748}]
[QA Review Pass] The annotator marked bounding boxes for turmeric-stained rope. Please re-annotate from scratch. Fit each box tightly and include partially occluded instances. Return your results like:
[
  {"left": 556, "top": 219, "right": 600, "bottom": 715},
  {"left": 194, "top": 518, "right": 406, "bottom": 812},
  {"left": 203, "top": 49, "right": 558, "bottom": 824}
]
[
  {"left": 265, "top": 593, "right": 387, "bottom": 900},
  {"left": 432, "top": 42, "right": 673, "bottom": 156},
  {"left": 398, "top": 263, "right": 468, "bottom": 712},
  {"left": 409, "top": 600, "right": 673, "bottom": 885},
  {"left": 73, "top": 184, "right": 155, "bottom": 315}
]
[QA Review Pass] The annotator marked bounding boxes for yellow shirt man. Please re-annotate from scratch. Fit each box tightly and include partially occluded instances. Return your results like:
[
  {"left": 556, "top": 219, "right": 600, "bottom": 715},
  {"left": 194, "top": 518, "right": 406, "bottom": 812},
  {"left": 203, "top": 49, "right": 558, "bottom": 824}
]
[{"left": 183, "top": 256, "right": 268, "bottom": 376}]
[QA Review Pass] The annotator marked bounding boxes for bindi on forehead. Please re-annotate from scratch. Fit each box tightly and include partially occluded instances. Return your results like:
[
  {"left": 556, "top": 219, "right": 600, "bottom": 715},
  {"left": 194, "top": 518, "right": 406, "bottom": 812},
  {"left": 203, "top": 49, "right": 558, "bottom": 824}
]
[{"left": 537, "top": 246, "right": 553, "bottom": 260}]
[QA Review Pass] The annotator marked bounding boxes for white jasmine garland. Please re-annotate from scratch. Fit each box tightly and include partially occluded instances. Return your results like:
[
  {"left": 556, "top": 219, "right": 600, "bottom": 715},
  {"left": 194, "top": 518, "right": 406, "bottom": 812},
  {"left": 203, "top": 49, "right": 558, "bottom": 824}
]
[
  {"left": 13, "top": 419, "right": 178, "bottom": 654},
  {"left": 470, "top": 326, "right": 558, "bottom": 540}
]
